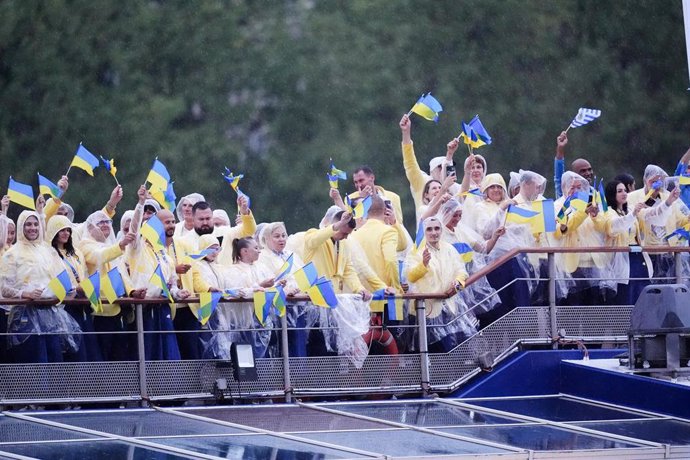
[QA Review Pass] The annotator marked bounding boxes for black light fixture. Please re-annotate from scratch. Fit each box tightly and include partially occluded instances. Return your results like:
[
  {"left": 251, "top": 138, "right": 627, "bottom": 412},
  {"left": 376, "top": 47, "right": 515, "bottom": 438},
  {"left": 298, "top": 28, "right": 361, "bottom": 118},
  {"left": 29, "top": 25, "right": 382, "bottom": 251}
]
[{"left": 230, "top": 343, "right": 258, "bottom": 382}]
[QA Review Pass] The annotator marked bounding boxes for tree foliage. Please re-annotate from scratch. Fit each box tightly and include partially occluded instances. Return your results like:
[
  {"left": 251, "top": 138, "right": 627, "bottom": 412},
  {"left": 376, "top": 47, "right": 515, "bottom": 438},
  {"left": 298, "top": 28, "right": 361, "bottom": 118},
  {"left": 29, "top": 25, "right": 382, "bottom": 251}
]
[{"left": 1, "top": 0, "right": 688, "bottom": 232}]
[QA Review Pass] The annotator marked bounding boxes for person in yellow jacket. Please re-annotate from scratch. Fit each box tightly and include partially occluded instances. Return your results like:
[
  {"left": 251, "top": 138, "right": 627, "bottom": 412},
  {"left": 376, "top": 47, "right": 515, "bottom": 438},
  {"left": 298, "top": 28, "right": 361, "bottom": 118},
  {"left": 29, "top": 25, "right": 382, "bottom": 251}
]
[
  {"left": 0, "top": 211, "right": 82, "bottom": 363},
  {"left": 552, "top": 172, "right": 610, "bottom": 305},
  {"left": 78, "top": 210, "right": 144, "bottom": 361},
  {"left": 352, "top": 165, "right": 410, "bottom": 253},
  {"left": 126, "top": 188, "right": 191, "bottom": 361},
  {"left": 404, "top": 216, "right": 477, "bottom": 352},
  {"left": 303, "top": 211, "right": 372, "bottom": 300},
  {"left": 627, "top": 164, "right": 687, "bottom": 281},
  {"left": 399, "top": 113, "right": 461, "bottom": 221},
  {"left": 592, "top": 179, "right": 653, "bottom": 305}
]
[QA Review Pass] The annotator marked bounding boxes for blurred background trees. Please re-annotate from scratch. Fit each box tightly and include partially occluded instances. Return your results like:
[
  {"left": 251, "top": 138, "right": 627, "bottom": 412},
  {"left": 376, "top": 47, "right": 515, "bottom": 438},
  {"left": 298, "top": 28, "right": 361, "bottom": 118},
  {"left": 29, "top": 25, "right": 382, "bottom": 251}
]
[{"left": 1, "top": 0, "right": 688, "bottom": 232}]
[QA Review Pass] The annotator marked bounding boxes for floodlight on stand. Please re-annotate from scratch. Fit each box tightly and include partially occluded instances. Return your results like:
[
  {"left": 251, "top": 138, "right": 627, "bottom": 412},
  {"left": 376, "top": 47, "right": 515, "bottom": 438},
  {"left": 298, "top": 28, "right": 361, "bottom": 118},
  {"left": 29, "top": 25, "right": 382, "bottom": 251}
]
[{"left": 231, "top": 343, "right": 258, "bottom": 382}]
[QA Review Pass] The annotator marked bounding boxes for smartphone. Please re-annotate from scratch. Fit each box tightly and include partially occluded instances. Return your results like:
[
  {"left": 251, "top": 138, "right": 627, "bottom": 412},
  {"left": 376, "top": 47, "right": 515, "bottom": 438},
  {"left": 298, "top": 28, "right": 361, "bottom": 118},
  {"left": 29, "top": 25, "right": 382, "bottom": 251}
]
[
  {"left": 445, "top": 164, "right": 456, "bottom": 178},
  {"left": 665, "top": 176, "right": 679, "bottom": 192},
  {"left": 384, "top": 200, "right": 392, "bottom": 210}
]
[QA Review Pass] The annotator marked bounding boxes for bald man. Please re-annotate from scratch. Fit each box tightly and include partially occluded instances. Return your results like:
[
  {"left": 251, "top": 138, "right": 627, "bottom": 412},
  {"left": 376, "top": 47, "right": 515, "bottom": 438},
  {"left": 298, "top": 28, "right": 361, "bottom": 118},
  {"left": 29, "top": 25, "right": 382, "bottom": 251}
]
[{"left": 554, "top": 131, "right": 595, "bottom": 198}]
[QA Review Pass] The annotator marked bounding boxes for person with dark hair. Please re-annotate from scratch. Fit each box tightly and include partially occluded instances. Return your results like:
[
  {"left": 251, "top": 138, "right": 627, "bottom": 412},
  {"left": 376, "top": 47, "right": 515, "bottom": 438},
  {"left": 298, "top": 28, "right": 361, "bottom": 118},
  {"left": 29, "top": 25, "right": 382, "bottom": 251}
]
[
  {"left": 226, "top": 236, "right": 284, "bottom": 358},
  {"left": 352, "top": 165, "right": 409, "bottom": 252},
  {"left": 303, "top": 211, "right": 370, "bottom": 297},
  {"left": 46, "top": 215, "right": 102, "bottom": 362},
  {"left": 613, "top": 173, "right": 636, "bottom": 193},
  {"left": 592, "top": 180, "right": 652, "bottom": 304},
  {"left": 553, "top": 130, "right": 596, "bottom": 198}
]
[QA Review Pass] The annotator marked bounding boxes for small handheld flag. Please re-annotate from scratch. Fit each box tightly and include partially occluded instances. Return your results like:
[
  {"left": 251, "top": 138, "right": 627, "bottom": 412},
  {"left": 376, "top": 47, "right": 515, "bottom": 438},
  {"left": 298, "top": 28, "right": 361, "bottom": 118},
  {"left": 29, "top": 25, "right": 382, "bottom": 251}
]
[
  {"left": 458, "top": 115, "right": 492, "bottom": 150},
  {"left": 294, "top": 262, "right": 318, "bottom": 292},
  {"left": 150, "top": 181, "right": 177, "bottom": 213},
  {"left": 140, "top": 214, "right": 166, "bottom": 251},
  {"left": 48, "top": 269, "right": 72, "bottom": 303},
  {"left": 414, "top": 219, "right": 426, "bottom": 251},
  {"left": 408, "top": 93, "right": 443, "bottom": 122},
  {"left": 68, "top": 143, "right": 100, "bottom": 176},
  {"left": 451, "top": 242, "right": 474, "bottom": 263},
  {"left": 222, "top": 167, "right": 251, "bottom": 210},
  {"left": 345, "top": 194, "right": 372, "bottom": 219},
  {"left": 327, "top": 160, "right": 347, "bottom": 189},
  {"left": 274, "top": 253, "right": 294, "bottom": 283},
  {"left": 186, "top": 248, "right": 218, "bottom": 260},
  {"left": 146, "top": 158, "right": 171, "bottom": 191},
  {"left": 101, "top": 267, "right": 127, "bottom": 304},
  {"left": 8, "top": 177, "right": 36, "bottom": 210},
  {"left": 150, "top": 264, "right": 173, "bottom": 302},
  {"left": 100, "top": 156, "right": 119, "bottom": 185},
  {"left": 198, "top": 292, "right": 222, "bottom": 326},
  {"left": 643, "top": 179, "right": 664, "bottom": 202},
  {"left": 566, "top": 108, "right": 602, "bottom": 132},
  {"left": 80, "top": 271, "right": 101, "bottom": 312},
  {"left": 37, "top": 174, "right": 63, "bottom": 199},
  {"left": 306, "top": 277, "right": 338, "bottom": 308},
  {"left": 597, "top": 179, "right": 608, "bottom": 212}
]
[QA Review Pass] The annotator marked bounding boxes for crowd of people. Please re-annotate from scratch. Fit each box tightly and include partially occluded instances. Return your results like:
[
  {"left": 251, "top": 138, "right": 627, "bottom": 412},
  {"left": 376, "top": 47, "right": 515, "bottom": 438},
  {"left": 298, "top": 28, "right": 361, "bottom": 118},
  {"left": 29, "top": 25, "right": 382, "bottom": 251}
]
[{"left": 1, "top": 114, "right": 689, "bottom": 366}]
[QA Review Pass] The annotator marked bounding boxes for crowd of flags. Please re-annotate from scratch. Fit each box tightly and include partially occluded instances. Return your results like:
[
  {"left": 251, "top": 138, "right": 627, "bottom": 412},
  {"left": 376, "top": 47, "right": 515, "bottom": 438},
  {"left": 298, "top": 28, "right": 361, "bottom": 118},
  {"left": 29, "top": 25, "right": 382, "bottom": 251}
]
[{"left": 2, "top": 91, "right": 625, "bottom": 329}]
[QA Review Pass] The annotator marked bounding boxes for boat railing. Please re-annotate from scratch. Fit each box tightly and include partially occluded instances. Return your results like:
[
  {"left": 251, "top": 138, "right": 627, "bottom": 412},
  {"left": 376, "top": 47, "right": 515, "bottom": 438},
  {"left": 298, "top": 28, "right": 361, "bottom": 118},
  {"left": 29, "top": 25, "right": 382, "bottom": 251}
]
[{"left": 0, "top": 246, "right": 687, "bottom": 407}]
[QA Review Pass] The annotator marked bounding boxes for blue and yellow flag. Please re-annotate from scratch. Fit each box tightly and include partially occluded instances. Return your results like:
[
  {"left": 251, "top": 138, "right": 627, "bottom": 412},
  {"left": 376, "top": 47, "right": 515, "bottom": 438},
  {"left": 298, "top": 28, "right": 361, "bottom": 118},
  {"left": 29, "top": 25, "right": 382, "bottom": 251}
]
[
  {"left": 274, "top": 253, "right": 294, "bottom": 282},
  {"left": 409, "top": 93, "right": 443, "bottom": 122},
  {"left": 187, "top": 248, "right": 217, "bottom": 260},
  {"left": 222, "top": 167, "right": 251, "bottom": 209},
  {"left": 37, "top": 174, "right": 63, "bottom": 199},
  {"left": 81, "top": 271, "right": 101, "bottom": 312},
  {"left": 665, "top": 224, "right": 690, "bottom": 242},
  {"left": 345, "top": 194, "right": 372, "bottom": 219},
  {"left": 460, "top": 115, "right": 492, "bottom": 149},
  {"left": 273, "top": 285, "right": 287, "bottom": 317},
  {"left": 387, "top": 296, "right": 404, "bottom": 321},
  {"left": 150, "top": 181, "right": 176, "bottom": 213},
  {"left": 294, "top": 262, "right": 318, "bottom": 292},
  {"left": 569, "top": 191, "right": 589, "bottom": 213},
  {"left": 643, "top": 179, "right": 663, "bottom": 202},
  {"left": 530, "top": 199, "right": 557, "bottom": 234},
  {"left": 327, "top": 160, "right": 347, "bottom": 188},
  {"left": 505, "top": 204, "right": 540, "bottom": 226},
  {"left": 141, "top": 214, "right": 166, "bottom": 251},
  {"left": 150, "top": 264, "right": 173, "bottom": 302},
  {"left": 8, "top": 177, "right": 35, "bottom": 210},
  {"left": 414, "top": 219, "right": 426, "bottom": 251},
  {"left": 222, "top": 288, "right": 241, "bottom": 299},
  {"left": 253, "top": 289, "right": 275, "bottom": 325},
  {"left": 597, "top": 179, "right": 609, "bottom": 212},
  {"left": 307, "top": 278, "right": 338, "bottom": 308},
  {"left": 146, "top": 158, "right": 171, "bottom": 191},
  {"left": 459, "top": 188, "right": 483, "bottom": 198},
  {"left": 70, "top": 144, "right": 100, "bottom": 176},
  {"left": 48, "top": 269, "right": 72, "bottom": 302},
  {"left": 99, "top": 156, "right": 117, "bottom": 177},
  {"left": 101, "top": 267, "right": 126, "bottom": 304},
  {"left": 370, "top": 289, "right": 387, "bottom": 313},
  {"left": 198, "top": 292, "right": 222, "bottom": 326},
  {"left": 452, "top": 242, "right": 474, "bottom": 263}
]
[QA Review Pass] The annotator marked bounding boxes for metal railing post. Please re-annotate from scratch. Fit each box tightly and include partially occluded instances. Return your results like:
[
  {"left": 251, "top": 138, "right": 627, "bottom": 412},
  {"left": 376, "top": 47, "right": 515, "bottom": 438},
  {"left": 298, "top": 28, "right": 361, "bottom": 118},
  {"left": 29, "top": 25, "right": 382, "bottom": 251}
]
[
  {"left": 548, "top": 252, "right": 558, "bottom": 349},
  {"left": 675, "top": 251, "right": 683, "bottom": 284},
  {"left": 416, "top": 299, "right": 431, "bottom": 396},
  {"left": 280, "top": 314, "right": 292, "bottom": 403},
  {"left": 136, "top": 304, "right": 149, "bottom": 405}
]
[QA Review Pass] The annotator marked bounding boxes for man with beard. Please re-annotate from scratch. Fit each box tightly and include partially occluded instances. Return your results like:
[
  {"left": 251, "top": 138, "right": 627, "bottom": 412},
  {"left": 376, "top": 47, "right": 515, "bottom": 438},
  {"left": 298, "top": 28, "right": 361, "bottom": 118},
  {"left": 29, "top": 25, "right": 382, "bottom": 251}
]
[{"left": 126, "top": 189, "right": 191, "bottom": 360}]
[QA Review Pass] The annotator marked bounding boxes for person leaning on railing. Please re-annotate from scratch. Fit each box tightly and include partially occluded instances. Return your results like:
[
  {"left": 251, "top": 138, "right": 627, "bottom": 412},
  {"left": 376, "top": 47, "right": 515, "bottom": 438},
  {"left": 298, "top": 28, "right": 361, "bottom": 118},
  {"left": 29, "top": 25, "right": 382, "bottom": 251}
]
[
  {"left": 0, "top": 211, "right": 82, "bottom": 363},
  {"left": 404, "top": 216, "right": 477, "bottom": 353},
  {"left": 591, "top": 179, "right": 652, "bottom": 305},
  {"left": 627, "top": 164, "right": 686, "bottom": 283}
]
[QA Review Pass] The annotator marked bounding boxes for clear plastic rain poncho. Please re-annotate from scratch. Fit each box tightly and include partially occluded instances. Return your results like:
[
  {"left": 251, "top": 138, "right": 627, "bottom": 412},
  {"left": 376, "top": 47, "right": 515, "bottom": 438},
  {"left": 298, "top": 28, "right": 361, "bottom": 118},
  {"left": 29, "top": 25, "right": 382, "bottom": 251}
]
[
  {"left": 0, "top": 211, "right": 82, "bottom": 353},
  {"left": 116, "top": 210, "right": 134, "bottom": 242},
  {"left": 257, "top": 222, "right": 318, "bottom": 347},
  {"left": 403, "top": 217, "right": 479, "bottom": 349},
  {"left": 554, "top": 172, "right": 613, "bottom": 295},
  {"left": 0, "top": 214, "right": 9, "bottom": 258},
  {"left": 438, "top": 199, "right": 501, "bottom": 315},
  {"left": 516, "top": 169, "right": 547, "bottom": 203},
  {"left": 305, "top": 294, "right": 371, "bottom": 368},
  {"left": 508, "top": 171, "right": 520, "bottom": 198},
  {"left": 212, "top": 209, "right": 232, "bottom": 239},
  {"left": 174, "top": 193, "right": 205, "bottom": 237},
  {"left": 80, "top": 210, "right": 119, "bottom": 268},
  {"left": 470, "top": 174, "right": 539, "bottom": 296},
  {"left": 221, "top": 252, "right": 280, "bottom": 359},
  {"left": 57, "top": 203, "right": 75, "bottom": 222}
]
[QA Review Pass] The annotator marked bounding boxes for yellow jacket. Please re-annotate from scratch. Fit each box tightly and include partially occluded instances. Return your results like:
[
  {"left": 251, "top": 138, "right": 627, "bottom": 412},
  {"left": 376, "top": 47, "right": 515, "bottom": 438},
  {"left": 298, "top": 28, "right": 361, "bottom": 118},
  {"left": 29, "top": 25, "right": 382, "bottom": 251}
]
[
  {"left": 350, "top": 218, "right": 401, "bottom": 291},
  {"left": 302, "top": 226, "right": 364, "bottom": 294},
  {"left": 627, "top": 188, "right": 690, "bottom": 246}
]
